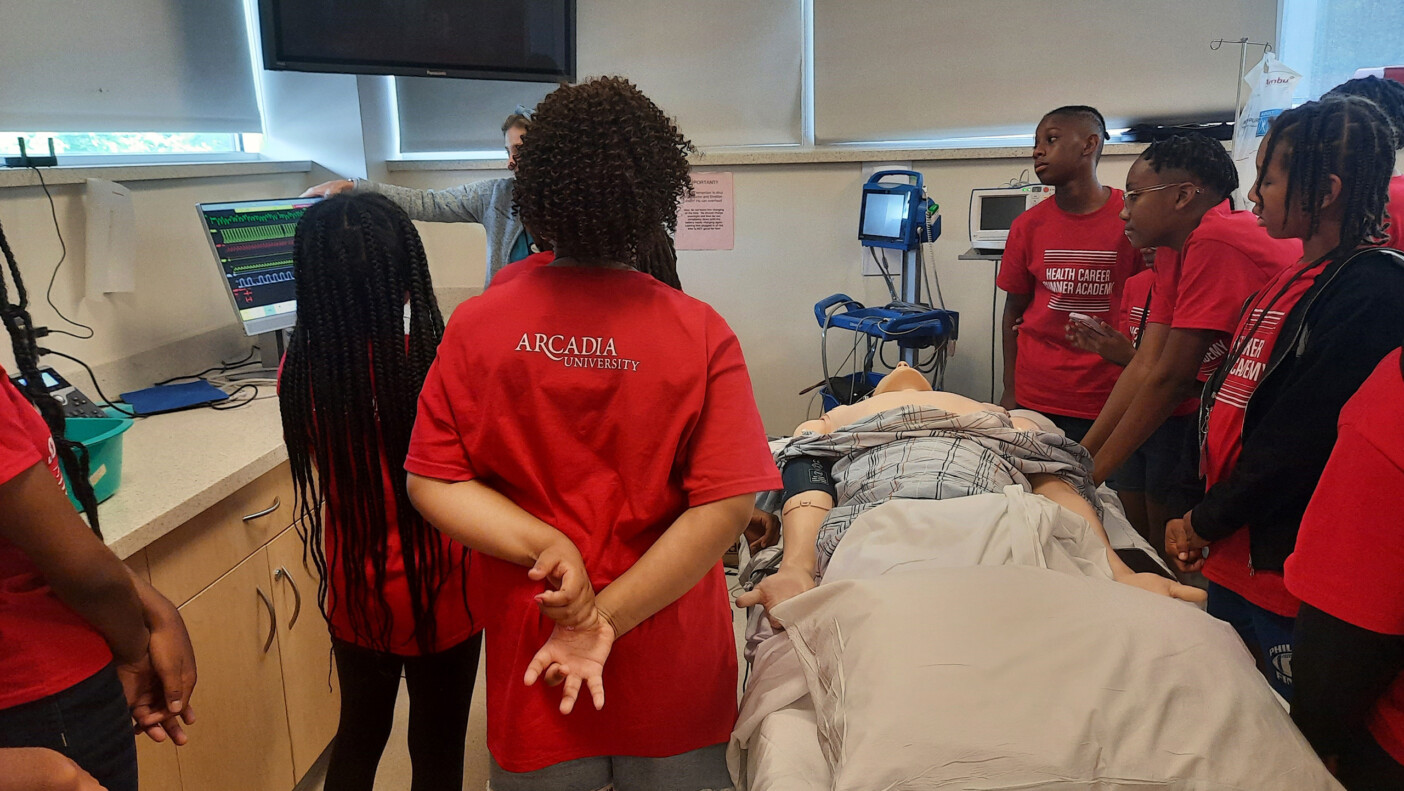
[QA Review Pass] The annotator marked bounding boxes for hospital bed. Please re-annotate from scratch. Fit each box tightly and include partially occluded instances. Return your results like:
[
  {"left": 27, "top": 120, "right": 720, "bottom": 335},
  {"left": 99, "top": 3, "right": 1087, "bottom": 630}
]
[{"left": 730, "top": 488, "right": 1341, "bottom": 791}]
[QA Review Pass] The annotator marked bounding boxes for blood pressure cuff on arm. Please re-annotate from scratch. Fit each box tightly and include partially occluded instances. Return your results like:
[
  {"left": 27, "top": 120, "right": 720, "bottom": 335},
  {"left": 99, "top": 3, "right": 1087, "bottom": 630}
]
[{"left": 781, "top": 455, "right": 837, "bottom": 502}]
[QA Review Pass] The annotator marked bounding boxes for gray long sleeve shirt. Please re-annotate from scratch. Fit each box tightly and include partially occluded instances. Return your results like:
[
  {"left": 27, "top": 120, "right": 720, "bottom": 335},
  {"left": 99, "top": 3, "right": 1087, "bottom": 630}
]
[{"left": 353, "top": 176, "right": 525, "bottom": 286}]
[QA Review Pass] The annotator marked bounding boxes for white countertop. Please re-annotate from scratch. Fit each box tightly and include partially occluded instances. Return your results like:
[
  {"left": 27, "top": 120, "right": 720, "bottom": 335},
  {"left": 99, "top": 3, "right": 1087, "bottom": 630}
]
[{"left": 102, "top": 398, "right": 287, "bottom": 559}]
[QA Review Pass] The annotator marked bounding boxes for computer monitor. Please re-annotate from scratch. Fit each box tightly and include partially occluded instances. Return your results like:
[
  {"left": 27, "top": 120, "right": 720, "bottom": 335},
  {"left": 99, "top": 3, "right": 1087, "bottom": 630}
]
[{"left": 196, "top": 197, "right": 320, "bottom": 337}]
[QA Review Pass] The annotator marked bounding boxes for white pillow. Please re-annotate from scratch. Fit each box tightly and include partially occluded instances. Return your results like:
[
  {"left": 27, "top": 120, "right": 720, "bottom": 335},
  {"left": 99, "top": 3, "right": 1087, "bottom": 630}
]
[{"left": 776, "top": 565, "right": 1340, "bottom": 790}]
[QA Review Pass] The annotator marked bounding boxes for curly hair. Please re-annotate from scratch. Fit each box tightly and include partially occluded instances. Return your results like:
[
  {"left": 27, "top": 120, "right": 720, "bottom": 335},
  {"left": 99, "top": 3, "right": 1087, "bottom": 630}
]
[
  {"left": 279, "top": 192, "right": 468, "bottom": 654},
  {"left": 1256, "top": 96, "right": 1396, "bottom": 260},
  {"left": 1326, "top": 76, "right": 1404, "bottom": 151},
  {"left": 513, "top": 76, "right": 694, "bottom": 265},
  {"left": 1141, "top": 131, "right": 1239, "bottom": 200}
]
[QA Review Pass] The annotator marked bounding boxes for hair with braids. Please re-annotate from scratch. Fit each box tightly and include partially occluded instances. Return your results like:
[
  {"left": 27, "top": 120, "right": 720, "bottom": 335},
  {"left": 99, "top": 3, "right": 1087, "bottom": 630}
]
[
  {"left": 1043, "top": 104, "right": 1110, "bottom": 160},
  {"left": 513, "top": 76, "right": 693, "bottom": 266},
  {"left": 1141, "top": 131, "right": 1239, "bottom": 200},
  {"left": 279, "top": 193, "right": 465, "bottom": 654},
  {"left": 634, "top": 225, "right": 681, "bottom": 290},
  {"left": 0, "top": 216, "right": 103, "bottom": 535},
  {"left": 1326, "top": 75, "right": 1404, "bottom": 151},
  {"left": 1255, "top": 96, "right": 1398, "bottom": 261}
]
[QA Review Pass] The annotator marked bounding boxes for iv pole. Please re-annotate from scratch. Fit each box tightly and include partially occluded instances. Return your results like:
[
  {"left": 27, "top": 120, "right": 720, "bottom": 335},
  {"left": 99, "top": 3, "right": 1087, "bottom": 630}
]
[{"left": 1211, "top": 37, "right": 1275, "bottom": 113}]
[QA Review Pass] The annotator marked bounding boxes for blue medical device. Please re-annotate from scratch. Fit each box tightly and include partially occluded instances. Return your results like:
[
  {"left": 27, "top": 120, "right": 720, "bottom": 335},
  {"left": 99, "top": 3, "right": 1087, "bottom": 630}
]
[
  {"left": 809, "top": 171, "right": 957, "bottom": 395},
  {"left": 858, "top": 170, "right": 935, "bottom": 252}
]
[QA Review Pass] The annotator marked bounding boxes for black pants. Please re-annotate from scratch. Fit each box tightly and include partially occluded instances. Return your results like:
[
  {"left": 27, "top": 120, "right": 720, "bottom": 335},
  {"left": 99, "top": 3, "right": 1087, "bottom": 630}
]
[
  {"left": 0, "top": 664, "right": 137, "bottom": 791},
  {"left": 326, "top": 633, "right": 483, "bottom": 791},
  {"left": 1338, "top": 733, "right": 1404, "bottom": 790}
]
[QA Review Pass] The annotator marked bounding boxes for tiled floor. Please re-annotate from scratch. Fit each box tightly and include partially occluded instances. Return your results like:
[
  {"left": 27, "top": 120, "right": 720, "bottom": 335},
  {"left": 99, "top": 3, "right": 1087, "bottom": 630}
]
[{"left": 301, "top": 578, "right": 752, "bottom": 791}]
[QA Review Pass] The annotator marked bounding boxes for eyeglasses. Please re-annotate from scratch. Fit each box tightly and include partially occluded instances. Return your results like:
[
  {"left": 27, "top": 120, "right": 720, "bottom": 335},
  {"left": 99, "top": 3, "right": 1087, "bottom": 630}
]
[{"left": 1123, "top": 182, "right": 1203, "bottom": 207}]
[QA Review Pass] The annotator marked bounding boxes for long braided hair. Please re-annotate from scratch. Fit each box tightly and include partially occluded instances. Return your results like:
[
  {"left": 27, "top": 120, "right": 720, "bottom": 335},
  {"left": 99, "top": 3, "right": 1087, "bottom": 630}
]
[
  {"left": 634, "top": 224, "right": 682, "bottom": 290},
  {"left": 1255, "top": 96, "right": 1398, "bottom": 261},
  {"left": 1326, "top": 75, "right": 1404, "bottom": 150},
  {"left": 279, "top": 193, "right": 465, "bottom": 654},
  {"left": 0, "top": 216, "right": 103, "bottom": 534}
]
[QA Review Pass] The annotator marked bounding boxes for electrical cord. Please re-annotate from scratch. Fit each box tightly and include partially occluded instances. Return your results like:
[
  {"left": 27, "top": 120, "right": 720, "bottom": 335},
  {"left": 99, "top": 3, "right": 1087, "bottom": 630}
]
[
  {"left": 870, "top": 248, "right": 899, "bottom": 301},
  {"left": 154, "top": 347, "right": 262, "bottom": 386},
  {"left": 31, "top": 167, "right": 95, "bottom": 340},
  {"left": 36, "top": 348, "right": 136, "bottom": 417}
]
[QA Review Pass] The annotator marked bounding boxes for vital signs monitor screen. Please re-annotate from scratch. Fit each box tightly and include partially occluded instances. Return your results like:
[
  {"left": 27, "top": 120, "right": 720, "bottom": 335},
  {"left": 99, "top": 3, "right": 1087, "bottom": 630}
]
[{"left": 197, "top": 197, "right": 320, "bottom": 337}]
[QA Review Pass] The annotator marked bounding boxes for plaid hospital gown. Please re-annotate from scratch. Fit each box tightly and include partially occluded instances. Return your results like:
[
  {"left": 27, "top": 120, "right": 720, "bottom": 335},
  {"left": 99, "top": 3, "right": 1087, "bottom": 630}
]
[{"left": 770, "top": 405, "right": 1100, "bottom": 575}]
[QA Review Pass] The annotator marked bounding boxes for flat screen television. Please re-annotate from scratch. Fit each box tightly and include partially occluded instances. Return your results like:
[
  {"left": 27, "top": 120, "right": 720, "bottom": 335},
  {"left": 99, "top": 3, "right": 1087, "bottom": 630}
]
[{"left": 259, "top": 0, "right": 575, "bottom": 83}]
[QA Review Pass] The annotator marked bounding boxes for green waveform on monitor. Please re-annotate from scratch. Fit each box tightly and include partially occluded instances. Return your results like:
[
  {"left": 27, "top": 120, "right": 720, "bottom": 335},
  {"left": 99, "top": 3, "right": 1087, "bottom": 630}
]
[
  {"left": 207, "top": 210, "right": 304, "bottom": 226},
  {"left": 231, "top": 259, "right": 294, "bottom": 274},
  {"left": 220, "top": 224, "right": 299, "bottom": 243}
]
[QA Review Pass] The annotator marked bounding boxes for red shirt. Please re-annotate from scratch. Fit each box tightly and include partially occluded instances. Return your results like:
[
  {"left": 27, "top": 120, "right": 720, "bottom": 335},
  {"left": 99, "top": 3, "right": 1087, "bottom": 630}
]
[
  {"left": 0, "top": 366, "right": 113, "bottom": 709},
  {"left": 1148, "top": 203, "right": 1300, "bottom": 382},
  {"left": 1286, "top": 349, "right": 1404, "bottom": 763},
  {"left": 1387, "top": 174, "right": 1403, "bottom": 251},
  {"left": 278, "top": 351, "right": 475, "bottom": 656},
  {"left": 997, "top": 190, "right": 1141, "bottom": 418},
  {"left": 488, "top": 250, "right": 554, "bottom": 289},
  {"left": 405, "top": 265, "right": 780, "bottom": 772},
  {"left": 1120, "top": 267, "right": 1197, "bottom": 418},
  {"left": 1201, "top": 259, "right": 1326, "bottom": 617}
]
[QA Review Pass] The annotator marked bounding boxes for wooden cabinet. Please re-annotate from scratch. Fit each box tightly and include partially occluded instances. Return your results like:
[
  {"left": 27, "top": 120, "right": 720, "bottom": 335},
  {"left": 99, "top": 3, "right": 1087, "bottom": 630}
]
[
  {"left": 133, "top": 462, "right": 338, "bottom": 791},
  {"left": 172, "top": 548, "right": 295, "bottom": 791},
  {"left": 267, "top": 527, "right": 340, "bottom": 779},
  {"left": 146, "top": 465, "right": 297, "bottom": 607},
  {"left": 135, "top": 736, "right": 182, "bottom": 791}
]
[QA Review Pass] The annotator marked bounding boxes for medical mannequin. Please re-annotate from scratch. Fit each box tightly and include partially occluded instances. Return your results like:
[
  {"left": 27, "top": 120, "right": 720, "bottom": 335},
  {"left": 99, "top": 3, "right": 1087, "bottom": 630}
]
[{"left": 737, "top": 363, "right": 1206, "bottom": 622}]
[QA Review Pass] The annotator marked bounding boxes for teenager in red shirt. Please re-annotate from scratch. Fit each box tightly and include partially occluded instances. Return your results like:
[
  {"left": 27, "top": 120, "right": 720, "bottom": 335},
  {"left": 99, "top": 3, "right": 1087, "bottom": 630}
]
[
  {"left": 1068, "top": 254, "right": 1196, "bottom": 550},
  {"left": 997, "top": 105, "right": 1141, "bottom": 441},
  {"left": 1326, "top": 75, "right": 1404, "bottom": 250},
  {"left": 1165, "top": 97, "right": 1404, "bottom": 700},
  {"left": 0, "top": 218, "right": 196, "bottom": 791},
  {"left": 1286, "top": 348, "right": 1404, "bottom": 788},
  {"left": 404, "top": 78, "right": 779, "bottom": 790},
  {"left": 1079, "top": 134, "right": 1298, "bottom": 540},
  {"left": 278, "top": 194, "right": 478, "bottom": 791}
]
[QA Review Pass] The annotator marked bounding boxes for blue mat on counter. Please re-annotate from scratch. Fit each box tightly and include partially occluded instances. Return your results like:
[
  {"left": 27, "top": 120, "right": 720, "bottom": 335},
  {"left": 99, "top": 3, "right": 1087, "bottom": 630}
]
[{"left": 119, "top": 380, "right": 229, "bottom": 416}]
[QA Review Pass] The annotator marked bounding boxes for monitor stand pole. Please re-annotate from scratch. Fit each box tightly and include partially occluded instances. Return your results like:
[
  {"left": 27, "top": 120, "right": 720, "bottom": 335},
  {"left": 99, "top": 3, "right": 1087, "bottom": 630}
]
[
  {"left": 257, "top": 329, "right": 289, "bottom": 371},
  {"left": 900, "top": 247, "right": 922, "bottom": 367}
]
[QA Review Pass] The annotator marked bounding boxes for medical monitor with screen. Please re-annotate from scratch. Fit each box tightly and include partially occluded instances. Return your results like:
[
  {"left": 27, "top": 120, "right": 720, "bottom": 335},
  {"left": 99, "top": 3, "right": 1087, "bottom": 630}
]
[{"left": 197, "top": 197, "right": 319, "bottom": 337}]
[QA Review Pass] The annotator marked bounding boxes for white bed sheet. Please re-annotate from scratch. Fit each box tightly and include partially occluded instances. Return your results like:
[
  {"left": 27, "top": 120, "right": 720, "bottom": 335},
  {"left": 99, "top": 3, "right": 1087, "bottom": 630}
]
[{"left": 729, "top": 489, "right": 1296, "bottom": 791}]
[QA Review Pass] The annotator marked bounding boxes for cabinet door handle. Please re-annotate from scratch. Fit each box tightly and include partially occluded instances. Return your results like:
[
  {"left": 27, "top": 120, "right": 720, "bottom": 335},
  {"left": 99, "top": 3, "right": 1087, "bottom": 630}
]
[
  {"left": 273, "top": 567, "right": 302, "bottom": 630},
  {"left": 257, "top": 587, "right": 276, "bottom": 653},
  {"left": 242, "top": 497, "right": 281, "bottom": 522}
]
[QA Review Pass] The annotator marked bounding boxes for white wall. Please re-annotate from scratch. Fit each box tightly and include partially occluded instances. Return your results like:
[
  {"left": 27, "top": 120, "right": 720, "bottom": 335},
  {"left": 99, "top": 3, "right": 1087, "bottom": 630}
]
[
  {"left": 384, "top": 152, "right": 1140, "bottom": 435},
  {"left": 0, "top": 173, "right": 308, "bottom": 375}
]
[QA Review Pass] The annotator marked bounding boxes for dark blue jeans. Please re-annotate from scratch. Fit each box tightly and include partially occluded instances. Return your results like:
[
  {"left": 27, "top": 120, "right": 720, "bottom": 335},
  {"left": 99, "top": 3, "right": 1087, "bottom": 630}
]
[
  {"left": 0, "top": 663, "right": 137, "bottom": 791},
  {"left": 1208, "top": 583, "right": 1296, "bottom": 701}
]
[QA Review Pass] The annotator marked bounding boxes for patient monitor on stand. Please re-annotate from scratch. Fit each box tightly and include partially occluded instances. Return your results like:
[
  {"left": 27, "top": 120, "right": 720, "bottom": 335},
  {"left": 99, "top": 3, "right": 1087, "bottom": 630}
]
[{"left": 813, "top": 171, "right": 959, "bottom": 407}]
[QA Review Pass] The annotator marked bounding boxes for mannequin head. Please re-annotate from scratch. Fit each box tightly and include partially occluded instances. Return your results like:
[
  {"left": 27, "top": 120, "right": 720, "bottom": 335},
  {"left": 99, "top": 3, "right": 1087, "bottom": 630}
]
[{"left": 872, "top": 362, "right": 933, "bottom": 396}]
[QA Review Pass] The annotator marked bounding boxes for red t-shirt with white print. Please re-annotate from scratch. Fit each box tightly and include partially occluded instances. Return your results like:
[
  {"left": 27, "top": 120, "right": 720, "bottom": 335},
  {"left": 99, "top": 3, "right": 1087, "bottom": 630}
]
[
  {"left": 0, "top": 366, "right": 113, "bottom": 709},
  {"left": 1147, "top": 203, "right": 1299, "bottom": 382},
  {"left": 1200, "top": 259, "right": 1327, "bottom": 617},
  {"left": 996, "top": 190, "right": 1141, "bottom": 418},
  {"left": 405, "top": 265, "right": 780, "bottom": 772}
]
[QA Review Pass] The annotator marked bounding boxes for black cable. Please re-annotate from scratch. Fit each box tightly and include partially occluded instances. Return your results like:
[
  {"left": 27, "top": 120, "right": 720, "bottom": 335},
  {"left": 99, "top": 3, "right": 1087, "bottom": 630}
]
[
  {"left": 870, "top": 247, "right": 898, "bottom": 301},
  {"left": 990, "top": 263, "right": 999, "bottom": 403},
  {"left": 35, "top": 347, "right": 136, "bottom": 417},
  {"left": 153, "top": 352, "right": 261, "bottom": 386},
  {"left": 210, "top": 383, "right": 258, "bottom": 410},
  {"left": 31, "top": 167, "right": 95, "bottom": 340}
]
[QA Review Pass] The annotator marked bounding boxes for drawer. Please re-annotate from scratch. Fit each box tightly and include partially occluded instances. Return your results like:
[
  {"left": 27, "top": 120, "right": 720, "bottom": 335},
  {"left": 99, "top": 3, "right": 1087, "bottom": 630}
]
[{"left": 146, "top": 462, "right": 297, "bottom": 606}]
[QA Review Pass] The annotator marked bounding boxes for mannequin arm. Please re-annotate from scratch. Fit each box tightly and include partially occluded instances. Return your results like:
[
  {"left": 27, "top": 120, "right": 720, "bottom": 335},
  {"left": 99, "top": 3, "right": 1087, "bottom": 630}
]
[{"left": 1028, "top": 473, "right": 1204, "bottom": 602}]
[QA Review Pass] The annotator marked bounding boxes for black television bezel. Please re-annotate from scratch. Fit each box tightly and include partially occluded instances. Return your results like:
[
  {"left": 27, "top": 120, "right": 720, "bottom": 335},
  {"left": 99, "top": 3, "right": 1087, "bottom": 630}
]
[{"left": 258, "top": 0, "right": 576, "bottom": 83}]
